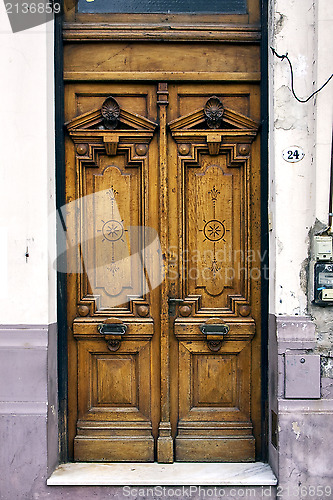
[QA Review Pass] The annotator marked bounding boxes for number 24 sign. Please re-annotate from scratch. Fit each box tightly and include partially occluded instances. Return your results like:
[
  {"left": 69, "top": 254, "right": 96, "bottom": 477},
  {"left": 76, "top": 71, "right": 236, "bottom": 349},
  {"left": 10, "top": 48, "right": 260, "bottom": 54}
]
[{"left": 282, "top": 146, "right": 305, "bottom": 163}]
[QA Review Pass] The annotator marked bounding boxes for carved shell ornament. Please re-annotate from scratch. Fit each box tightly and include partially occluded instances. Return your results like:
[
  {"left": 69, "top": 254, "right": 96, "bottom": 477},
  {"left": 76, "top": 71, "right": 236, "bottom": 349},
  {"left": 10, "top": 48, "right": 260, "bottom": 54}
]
[
  {"left": 204, "top": 96, "right": 224, "bottom": 129},
  {"left": 101, "top": 96, "right": 120, "bottom": 129}
]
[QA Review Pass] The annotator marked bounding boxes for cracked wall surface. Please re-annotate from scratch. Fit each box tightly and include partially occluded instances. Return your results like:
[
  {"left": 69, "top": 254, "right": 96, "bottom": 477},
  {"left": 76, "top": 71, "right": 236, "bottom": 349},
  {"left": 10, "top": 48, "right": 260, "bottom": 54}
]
[{"left": 269, "top": 0, "right": 333, "bottom": 496}]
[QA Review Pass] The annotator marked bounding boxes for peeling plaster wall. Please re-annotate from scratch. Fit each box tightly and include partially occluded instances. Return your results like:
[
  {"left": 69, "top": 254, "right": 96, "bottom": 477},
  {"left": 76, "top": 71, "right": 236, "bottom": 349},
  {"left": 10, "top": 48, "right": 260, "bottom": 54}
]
[
  {"left": 269, "top": 0, "right": 320, "bottom": 317},
  {"left": 269, "top": 0, "right": 333, "bottom": 377},
  {"left": 269, "top": 0, "right": 333, "bottom": 494},
  {"left": 314, "top": 1, "right": 333, "bottom": 224},
  {"left": 308, "top": 0, "right": 333, "bottom": 377},
  {"left": 270, "top": 0, "right": 333, "bottom": 320}
]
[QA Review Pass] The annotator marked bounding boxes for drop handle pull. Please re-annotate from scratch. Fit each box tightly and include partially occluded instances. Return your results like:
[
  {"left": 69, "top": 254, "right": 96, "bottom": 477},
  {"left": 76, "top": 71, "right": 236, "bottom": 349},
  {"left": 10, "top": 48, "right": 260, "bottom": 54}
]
[
  {"left": 98, "top": 323, "right": 127, "bottom": 335},
  {"left": 98, "top": 319, "right": 127, "bottom": 351},
  {"left": 200, "top": 324, "right": 229, "bottom": 336},
  {"left": 200, "top": 319, "right": 230, "bottom": 352}
]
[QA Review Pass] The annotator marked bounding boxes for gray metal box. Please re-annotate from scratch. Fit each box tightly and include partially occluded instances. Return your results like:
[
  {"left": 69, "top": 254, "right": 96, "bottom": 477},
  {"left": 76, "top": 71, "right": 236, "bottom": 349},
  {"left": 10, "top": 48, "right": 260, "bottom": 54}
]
[{"left": 285, "top": 354, "right": 321, "bottom": 399}]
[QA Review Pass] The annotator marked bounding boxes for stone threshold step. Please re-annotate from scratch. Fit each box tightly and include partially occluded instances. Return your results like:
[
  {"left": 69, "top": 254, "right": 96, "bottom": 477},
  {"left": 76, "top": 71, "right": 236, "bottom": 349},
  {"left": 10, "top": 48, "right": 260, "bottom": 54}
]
[{"left": 47, "top": 461, "right": 277, "bottom": 486}]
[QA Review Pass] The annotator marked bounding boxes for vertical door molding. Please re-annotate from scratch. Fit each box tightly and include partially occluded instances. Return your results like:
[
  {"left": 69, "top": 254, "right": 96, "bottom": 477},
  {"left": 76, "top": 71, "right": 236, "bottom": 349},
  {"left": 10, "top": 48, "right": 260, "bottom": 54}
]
[{"left": 156, "top": 83, "right": 174, "bottom": 463}]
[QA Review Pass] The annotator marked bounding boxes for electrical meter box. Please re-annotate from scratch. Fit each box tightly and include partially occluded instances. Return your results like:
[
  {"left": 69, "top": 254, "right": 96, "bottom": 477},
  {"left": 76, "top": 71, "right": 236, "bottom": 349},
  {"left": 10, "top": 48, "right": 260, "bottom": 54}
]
[
  {"left": 314, "top": 236, "right": 333, "bottom": 261},
  {"left": 314, "top": 262, "right": 333, "bottom": 305}
]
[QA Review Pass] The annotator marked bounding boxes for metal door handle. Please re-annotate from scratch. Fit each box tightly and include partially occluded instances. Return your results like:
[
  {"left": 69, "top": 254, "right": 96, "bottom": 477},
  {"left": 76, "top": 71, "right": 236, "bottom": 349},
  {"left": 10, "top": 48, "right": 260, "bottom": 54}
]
[
  {"left": 98, "top": 323, "right": 127, "bottom": 335},
  {"left": 200, "top": 324, "right": 229, "bottom": 336},
  {"left": 98, "top": 319, "right": 127, "bottom": 351},
  {"left": 200, "top": 319, "right": 229, "bottom": 351},
  {"left": 168, "top": 297, "right": 184, "bottom": 315}
]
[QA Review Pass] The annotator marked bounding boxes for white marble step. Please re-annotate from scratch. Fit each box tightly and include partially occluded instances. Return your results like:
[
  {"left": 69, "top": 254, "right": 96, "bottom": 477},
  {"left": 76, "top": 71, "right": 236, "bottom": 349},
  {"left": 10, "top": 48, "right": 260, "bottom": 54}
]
[{"left": 47, "top": 461, "right": 277, "bottom": 486}]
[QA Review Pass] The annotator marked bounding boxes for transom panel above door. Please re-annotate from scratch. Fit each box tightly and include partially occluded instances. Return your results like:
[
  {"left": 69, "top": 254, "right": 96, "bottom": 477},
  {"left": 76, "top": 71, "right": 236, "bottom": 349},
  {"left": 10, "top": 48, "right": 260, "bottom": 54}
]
[{"left": 64, "top": 80, "right": 261, "bottom": 463}]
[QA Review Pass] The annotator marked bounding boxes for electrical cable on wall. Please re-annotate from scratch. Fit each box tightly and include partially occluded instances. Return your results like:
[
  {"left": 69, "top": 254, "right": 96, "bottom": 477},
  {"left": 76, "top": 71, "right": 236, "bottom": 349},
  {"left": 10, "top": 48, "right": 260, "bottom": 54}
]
[
  {"left": 271, "top": 48, "right": 333, "bottom": 236},
  {"left": 271, "top": 47, "right": 333, "bottom": 103}
]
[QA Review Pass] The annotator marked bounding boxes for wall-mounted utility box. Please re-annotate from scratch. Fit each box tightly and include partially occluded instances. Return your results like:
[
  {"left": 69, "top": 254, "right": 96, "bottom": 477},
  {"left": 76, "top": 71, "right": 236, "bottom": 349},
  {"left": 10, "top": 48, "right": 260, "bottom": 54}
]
[
  {"left": 314, "top": 262, "right": 333, "bottom": 306},
  {"left": 285, "top": 354, "right": 321, "bottom": 399},
  {"left": 314, "top": 236, "right": 333, "bottom": 261}
]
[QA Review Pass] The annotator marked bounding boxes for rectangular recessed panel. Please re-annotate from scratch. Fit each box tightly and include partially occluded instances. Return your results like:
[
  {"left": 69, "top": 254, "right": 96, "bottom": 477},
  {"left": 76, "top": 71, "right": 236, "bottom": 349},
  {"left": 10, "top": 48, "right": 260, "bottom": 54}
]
[
  {"left": 186, "top": 155, "right": 245, "bottom": 309},
  {"left": 176, "top": 437, "right": 255, "bottom": 462},
  {"left": 64, "top": 44, "right": 260, "bottom": 77},
  {"left": 192, "top": 354, "right": 236, "bottom": 407},
  {"left": 76, "top": 94, "right": 148, "bottom": 118},
  {"left": 78, "top": 0, "right": 247, "bottom": 14},
  {"left": 285, "top": 354, "right": 321, "bottom": 399},
  {"left": 81, "top": 155, "right": 143, "bottom": 310},
  {"left": 178, "top": 94, "right": 249, "bottom": 118},
  {"left": 94, "top": 355, "right": 137, "bottom": 406}
]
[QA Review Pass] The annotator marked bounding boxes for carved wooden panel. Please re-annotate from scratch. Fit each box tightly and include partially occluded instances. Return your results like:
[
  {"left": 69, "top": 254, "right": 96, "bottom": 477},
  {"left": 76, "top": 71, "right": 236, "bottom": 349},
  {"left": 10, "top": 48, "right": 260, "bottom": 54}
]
[
  {"left": 188, "top": 161, "right": 234, "bottom": 303},
  {"left": 65, "top": 87, "right": 159, "bottom": 462},
  {"left": 93, "top": 355, "right": 137, "bottom": 406},
  {"left": 66, "top": 92, "right": 157, "bottom": 316},
  {"left": 74, "top": 335, "right": 154, "bottom": 461},
  {"left": 168, "top": 88, "right": 261, "bottom": 462},
  {"left": 169, "top": 93, "right": 258, "bottom": 317},
  {"left": 87, "top": 161, "right": 140, "bottom": 310},
  {"left": 176, "top": 339, "right": 255, "bottom": 461}
]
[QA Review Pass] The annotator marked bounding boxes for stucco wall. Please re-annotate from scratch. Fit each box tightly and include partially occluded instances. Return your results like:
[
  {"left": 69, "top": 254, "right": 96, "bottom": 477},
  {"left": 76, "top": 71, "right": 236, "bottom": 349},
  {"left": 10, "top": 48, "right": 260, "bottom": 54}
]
[
  {"left": 0, "top": 3, "right": 56, "bottom": 326},
  {"left": 268, "top": 0, "right": 333, "bottom": 495},
  {"left": 0, "top": 3, "right": 58, "bottom": 498},
  {"left": 269, "top": 0, "right": 333, "bottom": 316}
]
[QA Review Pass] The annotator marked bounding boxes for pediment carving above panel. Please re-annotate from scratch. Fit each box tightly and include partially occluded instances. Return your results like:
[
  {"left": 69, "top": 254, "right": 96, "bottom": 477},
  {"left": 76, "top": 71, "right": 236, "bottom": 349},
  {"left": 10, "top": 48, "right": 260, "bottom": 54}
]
[
  {"left": 168, "top": 96, "right": 259, "bottom": 155},
  {"left": 66, "top": 96, "right": 158, "bottom": 155}
]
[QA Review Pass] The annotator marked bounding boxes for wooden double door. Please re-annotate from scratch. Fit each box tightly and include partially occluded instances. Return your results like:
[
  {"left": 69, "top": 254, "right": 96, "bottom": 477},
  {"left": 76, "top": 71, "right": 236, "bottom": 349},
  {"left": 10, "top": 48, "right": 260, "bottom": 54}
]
[{"left": 65, "top": 79, "right": 261, "bottom": 463}]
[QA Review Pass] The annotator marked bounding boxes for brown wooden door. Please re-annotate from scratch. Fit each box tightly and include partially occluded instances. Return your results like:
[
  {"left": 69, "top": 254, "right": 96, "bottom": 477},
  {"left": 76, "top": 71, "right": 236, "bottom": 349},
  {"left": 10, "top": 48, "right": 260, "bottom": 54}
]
[
  {"left": 64, "top": 79, "right": 261, "bottom": 463},
  {"left": 167, "top": 84, "right": 261, "bottom": 462},
  {"left": 65, "top": 84, "right": 161, "bottom": 462}
]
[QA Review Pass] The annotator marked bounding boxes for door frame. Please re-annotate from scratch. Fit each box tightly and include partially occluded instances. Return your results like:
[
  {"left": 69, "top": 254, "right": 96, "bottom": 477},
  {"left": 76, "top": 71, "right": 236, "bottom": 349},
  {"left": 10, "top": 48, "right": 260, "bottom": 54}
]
[{"left": 54, "top": 0, "right": 269, "bottom": 464}]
